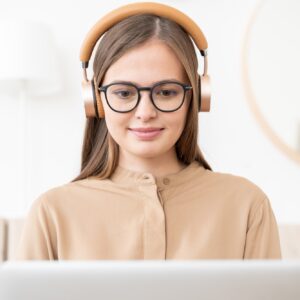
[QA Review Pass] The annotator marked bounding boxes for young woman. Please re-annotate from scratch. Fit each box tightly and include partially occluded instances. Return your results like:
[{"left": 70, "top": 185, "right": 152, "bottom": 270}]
[{"left": 16, "top": 4, "right": 281, "bottom": 260}]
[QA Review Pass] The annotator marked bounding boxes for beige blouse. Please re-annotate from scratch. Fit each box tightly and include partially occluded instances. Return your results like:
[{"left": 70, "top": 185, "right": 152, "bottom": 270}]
[{"left": 16, "top": 161, "right": 281, "bottom": 260}]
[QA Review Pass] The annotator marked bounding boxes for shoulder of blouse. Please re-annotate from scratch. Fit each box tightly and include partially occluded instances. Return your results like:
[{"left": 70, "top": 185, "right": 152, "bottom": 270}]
[
  {"left": 30, "top": 163, "right": 270, "bottom": 216},
  {"left": 206, "top": 168, "right": 272, "bottom": 213}
]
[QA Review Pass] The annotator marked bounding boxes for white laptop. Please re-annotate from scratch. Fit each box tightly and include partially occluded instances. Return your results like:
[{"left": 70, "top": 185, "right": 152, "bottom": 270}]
[{"left": 0, "top": 260, "right": 300, "bottom": 300}]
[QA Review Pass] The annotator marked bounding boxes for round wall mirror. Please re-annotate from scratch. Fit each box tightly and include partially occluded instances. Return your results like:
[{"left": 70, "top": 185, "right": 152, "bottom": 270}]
[{"left": 242, "top": 0, "right": 300, "bottom": 165}]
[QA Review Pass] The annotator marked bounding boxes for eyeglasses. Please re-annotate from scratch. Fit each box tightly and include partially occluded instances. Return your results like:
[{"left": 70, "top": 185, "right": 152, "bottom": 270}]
[{"left": 98, "top": 80, "right": 192, "bottom": 113}]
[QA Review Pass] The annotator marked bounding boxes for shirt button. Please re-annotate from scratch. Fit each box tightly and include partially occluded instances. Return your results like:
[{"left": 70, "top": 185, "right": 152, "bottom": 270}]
[{"left": 163, "top": 178, "right": 170, "bottom": 185}]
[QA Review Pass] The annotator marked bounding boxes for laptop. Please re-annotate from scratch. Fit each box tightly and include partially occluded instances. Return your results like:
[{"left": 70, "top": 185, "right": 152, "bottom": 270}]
[{"left": 0, "top": 260, "right": 300, "bottom": 300}]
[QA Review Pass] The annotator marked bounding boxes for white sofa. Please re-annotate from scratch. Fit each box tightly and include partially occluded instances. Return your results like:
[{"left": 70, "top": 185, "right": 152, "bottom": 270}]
[
  {"left": 0, "top": 218, "right": 25, "bottom": 262},
  {"left": 0, "top": 218, "right": 299, "bottom": 261}
]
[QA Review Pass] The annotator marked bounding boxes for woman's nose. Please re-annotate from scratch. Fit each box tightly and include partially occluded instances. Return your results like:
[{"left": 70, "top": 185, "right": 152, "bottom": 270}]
[{"left": 134, "top": 91, "right": 157, "bottom": 121}]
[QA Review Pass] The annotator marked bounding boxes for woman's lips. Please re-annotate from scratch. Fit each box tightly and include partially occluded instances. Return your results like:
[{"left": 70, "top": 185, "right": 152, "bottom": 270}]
[{"left": 128, "top": 128, "right": 164, "bottom": 139}]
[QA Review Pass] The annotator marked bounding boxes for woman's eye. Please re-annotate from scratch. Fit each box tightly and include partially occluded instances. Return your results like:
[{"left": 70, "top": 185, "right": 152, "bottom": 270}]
[
  {"left": 158, "top": 90, "right": 177, "bottom": 97},
  {"left": 114, "top": 91, "right": 132, "bottom": 98}
]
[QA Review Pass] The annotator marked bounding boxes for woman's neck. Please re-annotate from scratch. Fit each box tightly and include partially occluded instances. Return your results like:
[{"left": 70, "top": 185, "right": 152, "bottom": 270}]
[{"left": 118, "top": 148, "right": 186, "bottom": 178}]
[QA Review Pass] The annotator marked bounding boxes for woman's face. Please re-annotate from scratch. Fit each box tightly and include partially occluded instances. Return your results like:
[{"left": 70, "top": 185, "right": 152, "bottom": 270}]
[{"left": 100, "top": 39, "right": 191, "bottom": 161}]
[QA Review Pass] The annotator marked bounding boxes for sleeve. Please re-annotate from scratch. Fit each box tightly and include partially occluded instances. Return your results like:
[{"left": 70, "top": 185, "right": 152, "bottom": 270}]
[
  {"left": 243, "top": 195, "right": 282, "bottom": 259},
  {"left": 14, "top": 194, "right": 57, "bottom": 260}
]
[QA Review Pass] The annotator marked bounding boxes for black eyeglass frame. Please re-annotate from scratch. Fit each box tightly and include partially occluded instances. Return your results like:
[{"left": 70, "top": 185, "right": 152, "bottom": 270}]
[{"left": 98, "top": 80, "right": 192, "bottom": 113}]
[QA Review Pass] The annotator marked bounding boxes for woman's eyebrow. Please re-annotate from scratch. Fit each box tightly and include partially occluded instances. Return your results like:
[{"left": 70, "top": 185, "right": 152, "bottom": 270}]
[{"left": 109, "top": 79, "right": 182, "bottom": 85}]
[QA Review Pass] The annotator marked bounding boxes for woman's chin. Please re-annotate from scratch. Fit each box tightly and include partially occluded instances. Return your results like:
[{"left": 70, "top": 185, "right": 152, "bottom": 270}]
[{"left": 126, "top": 145, "right": 165, "bottom": 159}]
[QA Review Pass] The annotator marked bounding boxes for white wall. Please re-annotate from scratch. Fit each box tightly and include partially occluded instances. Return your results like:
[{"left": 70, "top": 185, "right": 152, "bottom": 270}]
[{"left": 0, "top": 0, "right": 299, "bottom": 223}]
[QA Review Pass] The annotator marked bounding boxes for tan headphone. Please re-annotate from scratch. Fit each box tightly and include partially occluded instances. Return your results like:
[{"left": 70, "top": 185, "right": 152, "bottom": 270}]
[{"left": 79, "top": 2, "right": 211, "bottom": 118}]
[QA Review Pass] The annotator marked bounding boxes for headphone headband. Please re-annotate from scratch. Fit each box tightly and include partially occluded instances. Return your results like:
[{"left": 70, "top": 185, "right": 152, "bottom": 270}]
[{"left": 79, "top": 2, "right": 208, "bottom": 65}]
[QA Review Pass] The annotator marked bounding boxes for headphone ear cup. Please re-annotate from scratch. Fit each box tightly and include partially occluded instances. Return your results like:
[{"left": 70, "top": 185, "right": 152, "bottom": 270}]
[
  {"left": 81, "top": 79, "right": 98, "bottom": 118},
  {"left": 198, "top": 74, "right": 211, "bottom": 112},
  {"left": 92, "top": 78, "right": 105, "bottom": 118}
]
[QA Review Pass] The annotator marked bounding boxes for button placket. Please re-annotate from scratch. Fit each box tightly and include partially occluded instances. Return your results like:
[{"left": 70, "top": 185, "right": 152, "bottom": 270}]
[{"left": 139, "top": 183, "right": 166, "bottom": 259}]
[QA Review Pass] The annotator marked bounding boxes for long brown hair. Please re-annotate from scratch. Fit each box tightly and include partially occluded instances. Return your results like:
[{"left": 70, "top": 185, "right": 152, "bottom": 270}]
[{"left": 72, "top": 14, "right": 212, "bottom": 182}]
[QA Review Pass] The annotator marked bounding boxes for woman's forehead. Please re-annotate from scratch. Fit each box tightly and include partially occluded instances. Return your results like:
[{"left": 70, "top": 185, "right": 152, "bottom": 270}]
[{"left": 102, "top": 41, "right": 187, "bottom": 84}]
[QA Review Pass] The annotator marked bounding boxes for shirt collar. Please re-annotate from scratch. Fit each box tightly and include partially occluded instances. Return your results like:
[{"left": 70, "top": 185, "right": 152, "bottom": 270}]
[{"left": 109, "top": 161, "right": 206, "bottom": 190}]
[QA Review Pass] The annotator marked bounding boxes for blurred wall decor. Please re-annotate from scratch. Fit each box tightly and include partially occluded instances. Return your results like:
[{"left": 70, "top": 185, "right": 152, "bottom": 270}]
[{"left": 242, "top": 0, "right": 300, "bottom": 165}]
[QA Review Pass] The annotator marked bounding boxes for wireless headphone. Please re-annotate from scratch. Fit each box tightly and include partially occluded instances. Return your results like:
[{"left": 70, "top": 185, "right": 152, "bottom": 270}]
[{"left": 79, "top": 2, "right": 211, "bottom": 118}]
